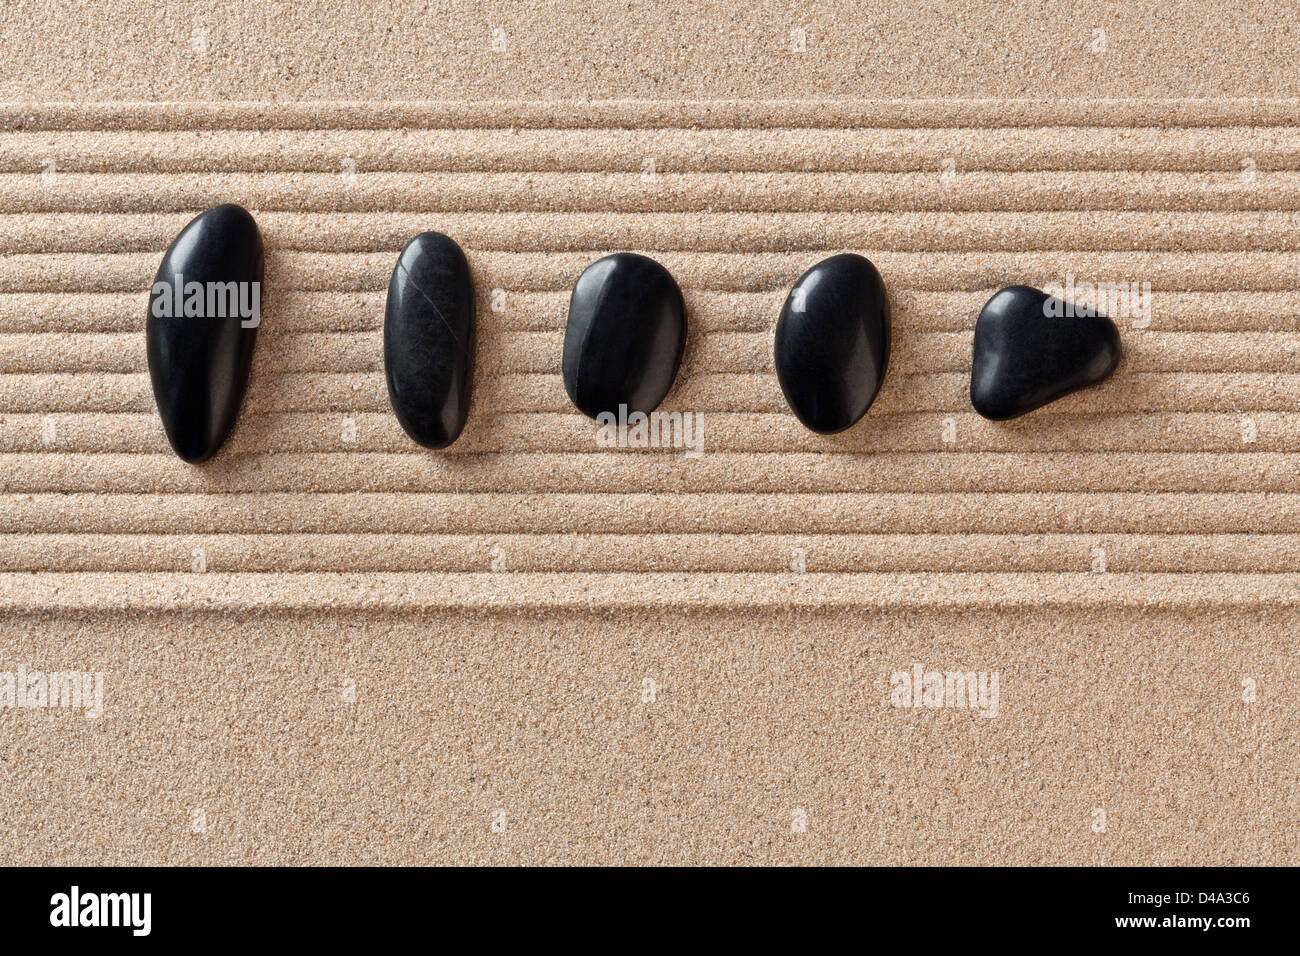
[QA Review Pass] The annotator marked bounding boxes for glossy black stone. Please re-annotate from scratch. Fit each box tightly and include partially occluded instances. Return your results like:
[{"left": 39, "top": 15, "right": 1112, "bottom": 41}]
[
  {"left": 562, "top": 253, "right": 686, "bottom": 419},
  {"left": 774, "top": 253, "right": 891, "bottom": 434},
  {"left": 147, "top": 203, "right": 263, "bottom": 463},
  {"left": 970, "top": 285, "right": 1122, "bottom": 420},
  {"left": 384, "top": 232, "right": 476, "bottom": 449}
]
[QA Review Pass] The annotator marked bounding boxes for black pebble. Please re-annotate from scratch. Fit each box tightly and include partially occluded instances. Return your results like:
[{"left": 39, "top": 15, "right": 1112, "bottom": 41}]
[
  {"left": 147, "top": 203, "right": 263, "bottom": 463},
  {"left": 774, "top": 253, "right": 891, "bottom": 434},
  {"left": 384, "top": 232, "right": 476, "bottom": 449},
  {"left": 970, "top": 285, "right": 1122, "bottom": 420},
  {"left": 562, "top": 253, "right": 686, "bottom": 419}
]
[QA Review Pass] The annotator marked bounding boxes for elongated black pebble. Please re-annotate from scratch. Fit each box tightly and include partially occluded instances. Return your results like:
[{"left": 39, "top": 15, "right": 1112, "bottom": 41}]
[
  {"left": 147, "top": 203, "right": 263, "bottom": 463},
  {"left": 384, "top": 232, "right": 476, "bottom": 449},
  {"left": 562, "top": 253, "right": 686, "bottom": 419},
  {"left": 774, "top": 253, "right": 891, "bottom": 434},
  {"left": 970, "top": 285, "right": 1122, "bottom": 420}
]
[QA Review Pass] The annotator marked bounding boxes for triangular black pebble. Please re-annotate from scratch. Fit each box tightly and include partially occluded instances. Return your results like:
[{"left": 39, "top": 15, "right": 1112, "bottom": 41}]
[{"left": 970, "top": 285, "right": 1122, "bottom": 420}]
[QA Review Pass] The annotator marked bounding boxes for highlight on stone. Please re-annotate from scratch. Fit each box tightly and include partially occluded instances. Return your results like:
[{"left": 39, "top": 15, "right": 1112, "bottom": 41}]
[
  {"left": 774, "top": 253, "right": 891, "bottom": 434},
  {"left": 146, "top": 203, "right": 264, "bottom": 464},
  {"left": 969, "top": 285, "right": 1122, "bottom": 421},
  {"left": 383, "top": 231, "right": 477, "bottom": 450},
  {"left": 561, "top": 252, "right": 686, "bottom": 420}
]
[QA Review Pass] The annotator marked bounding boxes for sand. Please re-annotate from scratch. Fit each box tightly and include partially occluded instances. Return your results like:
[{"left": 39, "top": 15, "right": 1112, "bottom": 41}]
[{"left": 1, "top": 1, "right": 1298, "bottom": 865}]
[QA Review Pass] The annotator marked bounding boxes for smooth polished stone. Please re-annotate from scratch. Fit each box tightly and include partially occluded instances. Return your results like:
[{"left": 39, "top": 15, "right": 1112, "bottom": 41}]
[
  {"left": 562, "top": 253, "right": 686, "bottom": 419},
  {"left": 384, "top": 232, "right": 476, "bottom": 449},
  {"left": 147, "top": 203, "right": 263, "bottom": 463},
  {"left": 774, "top": 253, "right": 891, "bottom": 434},
  {"left": 970, "top": 285, "right": 1122, "bottom": 420}
]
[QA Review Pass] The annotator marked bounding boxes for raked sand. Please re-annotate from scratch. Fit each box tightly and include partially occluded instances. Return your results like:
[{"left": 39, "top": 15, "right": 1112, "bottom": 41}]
[{"left": 1, "top": 2, "right": 1298, "bottom": 864}]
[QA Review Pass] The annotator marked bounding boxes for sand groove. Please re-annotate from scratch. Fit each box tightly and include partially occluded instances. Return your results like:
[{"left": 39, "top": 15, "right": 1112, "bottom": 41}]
[
  {"left": 3, "top": 288, "right": 1297, "bottom": 333},
  {"left": 4, "top": 127, "right": 1300, "bottom": 174},
  {"left": 6, "top": 329, "right": 1300, "bottom": 376},
  {"left": 3, "top": 571, "right": 1299, "bottom": 612},
  {"left": 6, "top": 532, "right": 1300, "bottom": 574},
  {"left": 5, "top": 171, "right": 1300, "bottom": 214},
  {"left": 5, "top": 491, "right": 1300, "bottom": 535},
  {"left": 3, "top": 250, "right": 1298, "bottom": 295},
  {"left": 7, "top": 211, "right": 1300, "bottom": 256},
  {"left": 3, "top": 99, "right": 1300, "bottom": 129},
  {"left": 3, "top": 371, "right": 1298, "bottom": 414}
]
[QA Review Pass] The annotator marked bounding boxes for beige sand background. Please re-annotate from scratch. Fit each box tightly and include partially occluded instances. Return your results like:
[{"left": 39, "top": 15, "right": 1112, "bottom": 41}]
[{"left": 1, "top": 1, "right": 1298, "bottom": 864}]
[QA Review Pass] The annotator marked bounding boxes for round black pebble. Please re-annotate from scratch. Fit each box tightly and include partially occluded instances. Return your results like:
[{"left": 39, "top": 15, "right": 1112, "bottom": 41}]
[
  {"left": 774, "top": 253, "right": 891, "bottom": 434},
  {"left": 562, "top": 253, "right": 686, "bottom": 420}
]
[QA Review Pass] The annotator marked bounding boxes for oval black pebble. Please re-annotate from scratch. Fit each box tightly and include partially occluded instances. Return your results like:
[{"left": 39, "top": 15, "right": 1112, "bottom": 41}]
[
  {"left": 562, "top": 253, "right": 686, "bottom": 419},
  {"left": 147, "top": 203, "right": 263, "bottom": 463},
  {"left": 383, "top": 232, "right": 476, "bottom": 449},
  {"left": 774, "top": 253, "right": 891, "bottom": 434},
  {"left": 970, "top": 285, "right": 1122, "bottom": 420}
]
